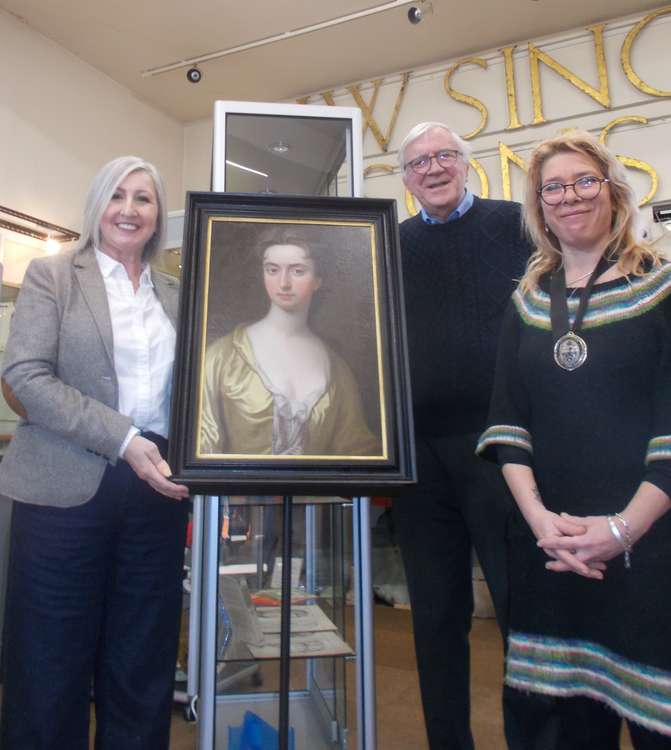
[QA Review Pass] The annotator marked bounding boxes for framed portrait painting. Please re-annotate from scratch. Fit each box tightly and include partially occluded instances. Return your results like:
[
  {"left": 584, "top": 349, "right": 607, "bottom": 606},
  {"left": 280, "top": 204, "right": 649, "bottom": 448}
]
[{"left": 168, "top": 192, "right": 415, "bottom": 495}]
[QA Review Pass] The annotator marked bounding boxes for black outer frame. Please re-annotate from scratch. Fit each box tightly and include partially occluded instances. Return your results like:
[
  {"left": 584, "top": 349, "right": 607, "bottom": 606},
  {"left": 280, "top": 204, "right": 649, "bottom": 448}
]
[{"left": 168, "top": 192, "right": 416, "bottom": 495}]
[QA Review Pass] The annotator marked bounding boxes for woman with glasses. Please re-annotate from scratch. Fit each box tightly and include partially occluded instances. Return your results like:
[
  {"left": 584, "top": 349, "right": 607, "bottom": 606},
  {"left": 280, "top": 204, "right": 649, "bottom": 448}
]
[{"left": 477, "top": 131, "right": 671, "bottom": 748}]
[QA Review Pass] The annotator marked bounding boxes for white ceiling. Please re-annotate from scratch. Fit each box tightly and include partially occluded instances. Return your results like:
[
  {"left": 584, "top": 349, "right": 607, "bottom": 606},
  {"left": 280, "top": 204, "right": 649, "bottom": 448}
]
[{"left": 1, "top": 0, "right": 663, "bottom": 122}]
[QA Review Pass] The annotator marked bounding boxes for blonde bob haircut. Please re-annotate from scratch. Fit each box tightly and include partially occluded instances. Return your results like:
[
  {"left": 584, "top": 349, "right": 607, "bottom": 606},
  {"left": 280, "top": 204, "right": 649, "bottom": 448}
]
[
  {"left": 76, "top": 155, "right": 167, "bottom": 263},
  {"left": 520, "top": 130, "right": 659, "bottom": 293}
]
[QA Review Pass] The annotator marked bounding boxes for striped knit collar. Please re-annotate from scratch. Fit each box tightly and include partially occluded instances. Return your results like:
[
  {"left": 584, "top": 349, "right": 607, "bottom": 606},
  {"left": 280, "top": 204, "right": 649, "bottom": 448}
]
[{"left": 514, "top": 261, "right": 671, "bottom": 330}]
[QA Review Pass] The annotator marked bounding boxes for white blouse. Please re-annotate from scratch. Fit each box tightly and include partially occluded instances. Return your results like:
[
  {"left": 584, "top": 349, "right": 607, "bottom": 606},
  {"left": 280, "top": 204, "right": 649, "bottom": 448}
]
[{"left": 95, "top": 249, "right": 175, "bottom": 452}]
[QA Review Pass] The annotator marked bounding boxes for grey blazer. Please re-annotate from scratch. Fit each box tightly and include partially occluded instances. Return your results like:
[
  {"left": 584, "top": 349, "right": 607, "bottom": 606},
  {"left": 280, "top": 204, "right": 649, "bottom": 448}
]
[{"left": 0, "top": 244, "right": 179, "bottom": 507}]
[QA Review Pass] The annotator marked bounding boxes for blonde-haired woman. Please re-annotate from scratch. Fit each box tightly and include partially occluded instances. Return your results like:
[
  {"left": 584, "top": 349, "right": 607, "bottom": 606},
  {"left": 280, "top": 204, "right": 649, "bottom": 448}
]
[{"left": 478, "top": 131, "right": 671, "bottom": 748}]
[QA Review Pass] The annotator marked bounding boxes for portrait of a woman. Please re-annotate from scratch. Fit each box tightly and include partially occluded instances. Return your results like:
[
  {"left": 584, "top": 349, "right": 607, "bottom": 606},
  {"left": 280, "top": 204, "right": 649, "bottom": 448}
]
[{"left": 199, "top": 227, "right": 381, "bottom": 457}]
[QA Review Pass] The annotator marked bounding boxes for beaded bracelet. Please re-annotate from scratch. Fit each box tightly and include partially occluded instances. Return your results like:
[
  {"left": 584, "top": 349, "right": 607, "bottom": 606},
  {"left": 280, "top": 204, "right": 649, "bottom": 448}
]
[{"left": 607, "top": 514, "right": 632, "bottom": 569}]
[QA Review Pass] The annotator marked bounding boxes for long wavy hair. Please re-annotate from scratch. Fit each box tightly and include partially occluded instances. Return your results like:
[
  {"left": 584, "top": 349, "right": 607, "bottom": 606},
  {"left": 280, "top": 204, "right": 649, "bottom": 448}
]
[{"left": 520, "top": 130, "right": 659, "bottom": 293}]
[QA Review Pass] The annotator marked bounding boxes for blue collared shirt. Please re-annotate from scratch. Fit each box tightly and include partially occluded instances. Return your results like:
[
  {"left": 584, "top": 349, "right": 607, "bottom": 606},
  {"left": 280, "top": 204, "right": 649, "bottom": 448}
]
[{"left": 420, "top": 189, "right": 474, "bottom": 224}]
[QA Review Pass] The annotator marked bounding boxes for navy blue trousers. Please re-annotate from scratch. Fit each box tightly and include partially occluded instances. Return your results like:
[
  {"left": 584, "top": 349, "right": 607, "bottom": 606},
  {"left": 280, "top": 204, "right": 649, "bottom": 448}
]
[
  {"left": 392, "top": 431, "right": 512, "bottom": 750},
  {"left": 1, "top": 438, "right": 189, "bottom": 750}
]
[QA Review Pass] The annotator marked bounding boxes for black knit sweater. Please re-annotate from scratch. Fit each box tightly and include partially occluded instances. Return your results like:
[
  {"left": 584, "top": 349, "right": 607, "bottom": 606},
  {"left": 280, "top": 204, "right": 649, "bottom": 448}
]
[{"left": 400, "top": 196, "right": 530, "bottom": 437}]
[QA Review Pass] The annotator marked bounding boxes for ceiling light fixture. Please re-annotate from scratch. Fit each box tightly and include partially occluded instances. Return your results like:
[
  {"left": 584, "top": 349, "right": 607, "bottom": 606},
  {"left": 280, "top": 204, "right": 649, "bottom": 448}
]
[
  {"left": 142, "top": 1, "right": 419, "bottom": 78},
  {"left": 407, "top": 1, "right": 433, "bottom": 24},
  {"left": 44, "top": 237, "right": 61, "bottom": 255},
  {"left": 186, "top": 66, "right": 202, "bottom": 84},
  {"left": 226, "top": 160, "right": 269, "bottom": 178},
  {"left": 269, "top": 141, "right": 290, "bottom": 154}
]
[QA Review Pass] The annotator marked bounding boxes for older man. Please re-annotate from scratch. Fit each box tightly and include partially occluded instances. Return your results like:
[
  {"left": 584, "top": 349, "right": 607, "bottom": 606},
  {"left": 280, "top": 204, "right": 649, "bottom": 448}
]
[{"left": 392, "top": 122, "right": 530, "bottom": 750}]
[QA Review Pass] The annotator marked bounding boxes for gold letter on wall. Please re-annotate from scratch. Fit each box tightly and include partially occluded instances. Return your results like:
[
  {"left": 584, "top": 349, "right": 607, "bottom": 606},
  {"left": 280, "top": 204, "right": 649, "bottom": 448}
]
[
  {"left": 358, "top": 80, "right": 383, "bottom": 139},
  {"left": 444, "top": 57, "right": 489, "bottom": 139},
  {"left": 499, "top": 142, "right": 527, "bottom": 201},
  {"left": 500, "top": 45, "right": 523, "bottom": 130},
  {"left": 529, "top": 23, "right": 610, "bottom": 125},
  {"left": 599, "top": 116, "right": 658, "bottom": 206},
  {"left": 621, "top": 8, "right": 671, "bottom": 97},
  {"left": 296, "top": 91, "right": 336, "bottom": 105},
  {"left": 469, "top": 158, "right": 490, "bottom": 199},
  {"left": 363, "top": 163, "right": 395, "bottom": 179},
  {"left": 347, "top": 73, "right": 411, "bottom": 152}
]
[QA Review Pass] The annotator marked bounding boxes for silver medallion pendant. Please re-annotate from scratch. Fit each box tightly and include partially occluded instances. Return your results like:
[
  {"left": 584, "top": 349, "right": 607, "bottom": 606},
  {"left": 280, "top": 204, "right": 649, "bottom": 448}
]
[{"left": 554, "top": 331, "right": 587, "bottom": 371}]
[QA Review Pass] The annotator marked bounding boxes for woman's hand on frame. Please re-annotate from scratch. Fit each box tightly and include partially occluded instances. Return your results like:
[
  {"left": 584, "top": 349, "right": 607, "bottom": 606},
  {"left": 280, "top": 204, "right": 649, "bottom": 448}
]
[{"left": 123, "top": 435, "right": 189, "bottom": 501}]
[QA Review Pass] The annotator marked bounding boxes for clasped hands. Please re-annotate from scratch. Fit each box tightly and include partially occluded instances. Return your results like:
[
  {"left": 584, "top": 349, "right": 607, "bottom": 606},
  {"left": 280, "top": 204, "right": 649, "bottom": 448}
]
[{"left": 530, "top": 509, "right": 627, "bottom": 581}]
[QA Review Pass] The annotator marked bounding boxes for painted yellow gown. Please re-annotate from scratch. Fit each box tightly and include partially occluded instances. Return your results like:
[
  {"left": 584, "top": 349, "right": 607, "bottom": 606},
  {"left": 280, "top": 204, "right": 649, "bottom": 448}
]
[{"left": 199, "top": 325, "right": 381, "bottom": 457}]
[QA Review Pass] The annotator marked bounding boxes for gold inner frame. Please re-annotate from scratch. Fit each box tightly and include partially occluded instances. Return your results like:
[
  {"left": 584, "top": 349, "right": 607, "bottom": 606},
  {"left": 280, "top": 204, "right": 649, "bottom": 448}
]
[{"left": 194, "top": 215, "right": 389, "bottom": 462}]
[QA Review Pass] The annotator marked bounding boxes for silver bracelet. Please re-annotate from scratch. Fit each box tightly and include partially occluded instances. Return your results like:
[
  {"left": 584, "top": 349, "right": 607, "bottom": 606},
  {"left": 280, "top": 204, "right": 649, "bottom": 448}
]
[
  {"left": 607, "top": 515, "right": 631, "bottom": 569},
  {"left": 614, "top": 512, "right": 633, "bottom": 549}
]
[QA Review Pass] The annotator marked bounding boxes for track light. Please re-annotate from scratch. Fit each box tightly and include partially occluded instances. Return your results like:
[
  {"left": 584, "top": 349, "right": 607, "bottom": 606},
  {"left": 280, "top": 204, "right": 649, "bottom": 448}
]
[
  {"left": 407, "top": 6, "right": 422, "bottom": 23},
  {"left": 186, "top": 66, "right": 202, "bottom": 84},
  {"left": 407, "top": 1, "right": 433, "bottom": 24},
  {"left": 143, "top": 2, "right": 423, "bottom": 79}
]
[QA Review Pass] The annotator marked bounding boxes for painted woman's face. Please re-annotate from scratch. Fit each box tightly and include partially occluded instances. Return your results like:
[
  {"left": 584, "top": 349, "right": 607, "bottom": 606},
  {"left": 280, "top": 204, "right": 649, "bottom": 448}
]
[{"left": 262, "top": 244, "right": 322, "bottom": 313}]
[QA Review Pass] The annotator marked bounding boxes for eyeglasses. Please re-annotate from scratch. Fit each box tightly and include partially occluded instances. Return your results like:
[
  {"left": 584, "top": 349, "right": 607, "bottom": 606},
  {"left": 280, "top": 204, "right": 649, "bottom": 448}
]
[
  {"left": 538, "top": 175, "right": 610, "bottom": 205},
  {"left": 405, "top": 149, "right": 461, "bottom": 175}
]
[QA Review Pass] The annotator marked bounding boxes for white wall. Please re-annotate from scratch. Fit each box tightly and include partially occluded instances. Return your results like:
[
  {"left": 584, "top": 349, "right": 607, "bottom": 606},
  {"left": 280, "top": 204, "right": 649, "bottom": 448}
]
[
  {"left": 183, "top": 118, "right": 213, "bottom": 198},
  {"left": 0, "top": 10, "right": 184, "bottom": 235}
]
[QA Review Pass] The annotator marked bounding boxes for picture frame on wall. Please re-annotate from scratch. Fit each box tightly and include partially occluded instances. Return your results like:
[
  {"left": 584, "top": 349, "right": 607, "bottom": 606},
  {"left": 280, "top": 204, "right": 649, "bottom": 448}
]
[{"left": 168, "top": 192, "right": 415, "bottom": 495}]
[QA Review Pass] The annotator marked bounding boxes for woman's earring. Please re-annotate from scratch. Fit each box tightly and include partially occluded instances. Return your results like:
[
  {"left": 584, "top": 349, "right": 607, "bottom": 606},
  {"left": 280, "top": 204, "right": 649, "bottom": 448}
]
[{"left": 544, "top": 224, "right": 550, "bottom": 233}]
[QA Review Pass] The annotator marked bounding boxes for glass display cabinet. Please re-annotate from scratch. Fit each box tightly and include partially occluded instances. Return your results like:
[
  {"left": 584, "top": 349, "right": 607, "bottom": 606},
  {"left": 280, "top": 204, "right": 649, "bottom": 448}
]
[
  {"left": 178, "top": 102, "right": 388, "bottom": 749},
  {"left": 189, "top": 495, "right": 375, "bottom": 749},
  {"left": 212, "top": 100, "right": 362, "bottom": 197}
]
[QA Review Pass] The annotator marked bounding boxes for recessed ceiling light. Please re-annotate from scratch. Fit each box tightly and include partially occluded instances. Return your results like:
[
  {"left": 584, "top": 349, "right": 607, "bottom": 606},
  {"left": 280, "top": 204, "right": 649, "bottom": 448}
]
[
  {"left": 269, "top": 141, "right": 290, "bottom": 154},
  {"left": 225, "top": 159, "right": 269, "bottom": 178}
]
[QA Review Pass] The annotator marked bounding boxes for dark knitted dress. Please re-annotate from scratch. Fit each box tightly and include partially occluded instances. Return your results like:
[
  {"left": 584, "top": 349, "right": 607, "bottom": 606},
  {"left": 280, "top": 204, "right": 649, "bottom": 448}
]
[{"left": 477, "top": 264, "right": 671, "bottom": 735}]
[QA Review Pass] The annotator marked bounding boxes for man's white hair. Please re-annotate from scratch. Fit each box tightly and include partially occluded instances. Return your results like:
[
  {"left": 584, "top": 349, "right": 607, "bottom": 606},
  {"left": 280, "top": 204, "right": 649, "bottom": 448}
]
[{"left": 398, "top": 122, "right": 472, "bottom": 169}]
